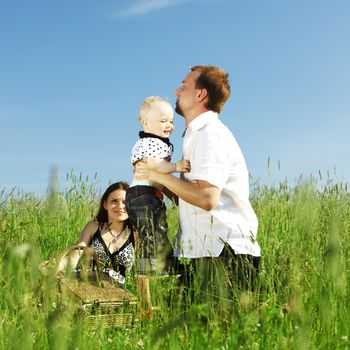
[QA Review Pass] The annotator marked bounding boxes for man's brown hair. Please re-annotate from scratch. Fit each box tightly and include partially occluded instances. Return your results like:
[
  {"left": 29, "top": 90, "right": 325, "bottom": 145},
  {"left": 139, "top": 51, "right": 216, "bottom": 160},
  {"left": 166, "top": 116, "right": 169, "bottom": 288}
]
[{"left": 191, "top": 65, "right": 230, "bottom": 113}]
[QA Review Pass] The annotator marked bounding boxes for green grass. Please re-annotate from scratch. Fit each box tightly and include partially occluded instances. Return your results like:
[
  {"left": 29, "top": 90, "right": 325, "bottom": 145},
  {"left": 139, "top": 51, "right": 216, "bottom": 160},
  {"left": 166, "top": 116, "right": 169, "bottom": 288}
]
[{"left": 0, "top": 173, "right": 349, "bottom": 349}]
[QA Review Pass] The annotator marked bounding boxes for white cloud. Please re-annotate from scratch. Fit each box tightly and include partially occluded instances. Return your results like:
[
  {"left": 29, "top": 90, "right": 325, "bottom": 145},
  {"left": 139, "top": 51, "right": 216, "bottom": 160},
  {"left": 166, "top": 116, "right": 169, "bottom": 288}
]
[{"left": 115, "top": 0, "right": 190, "bottom": 18}]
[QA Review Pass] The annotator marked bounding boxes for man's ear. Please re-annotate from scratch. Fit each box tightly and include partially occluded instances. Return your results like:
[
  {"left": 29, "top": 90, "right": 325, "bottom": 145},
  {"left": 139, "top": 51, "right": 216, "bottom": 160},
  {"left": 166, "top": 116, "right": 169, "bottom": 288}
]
[{"left": 196, "top": 89, "right": 208, "bottom": 102}]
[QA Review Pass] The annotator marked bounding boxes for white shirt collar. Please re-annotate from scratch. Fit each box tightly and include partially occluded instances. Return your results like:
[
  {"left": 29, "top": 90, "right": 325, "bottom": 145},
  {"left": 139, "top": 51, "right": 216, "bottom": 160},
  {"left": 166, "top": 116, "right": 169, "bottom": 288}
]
[{"left": 188, "top": 110, "right": 219, "bottom": 132}]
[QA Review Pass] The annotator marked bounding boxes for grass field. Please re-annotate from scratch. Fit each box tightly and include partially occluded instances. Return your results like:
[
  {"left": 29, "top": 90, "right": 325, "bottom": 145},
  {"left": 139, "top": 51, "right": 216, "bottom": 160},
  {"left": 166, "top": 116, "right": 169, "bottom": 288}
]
[{"left": 0, "top": 173, "right": 349, "bottom": 349}]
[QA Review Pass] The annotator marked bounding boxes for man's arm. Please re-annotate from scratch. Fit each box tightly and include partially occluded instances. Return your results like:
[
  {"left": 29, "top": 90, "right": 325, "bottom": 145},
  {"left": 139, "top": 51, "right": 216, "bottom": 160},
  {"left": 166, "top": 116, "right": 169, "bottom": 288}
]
[{"left": 136, "top": 162, "right": 220, "bottom": 211}]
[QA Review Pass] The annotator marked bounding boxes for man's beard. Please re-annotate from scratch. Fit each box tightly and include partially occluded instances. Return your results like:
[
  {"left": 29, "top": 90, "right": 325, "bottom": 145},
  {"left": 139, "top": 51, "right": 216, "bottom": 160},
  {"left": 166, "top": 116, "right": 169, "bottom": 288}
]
[{"left": 175, "top": 100, "right": 184, "bottom": 116}]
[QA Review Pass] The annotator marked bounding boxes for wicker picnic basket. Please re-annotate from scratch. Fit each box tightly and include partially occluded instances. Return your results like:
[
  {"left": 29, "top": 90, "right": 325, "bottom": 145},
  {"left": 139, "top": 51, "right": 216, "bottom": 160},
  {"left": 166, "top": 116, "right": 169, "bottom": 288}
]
[{"left": 57, "top": 245, "right": 138, "bottom": 327}]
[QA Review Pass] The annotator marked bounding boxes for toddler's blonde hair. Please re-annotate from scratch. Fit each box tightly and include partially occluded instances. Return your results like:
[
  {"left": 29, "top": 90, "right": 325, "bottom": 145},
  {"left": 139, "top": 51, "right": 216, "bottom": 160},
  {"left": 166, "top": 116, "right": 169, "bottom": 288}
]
[{"left": 138, "top": 96, "right": 172, "bottom": 124}]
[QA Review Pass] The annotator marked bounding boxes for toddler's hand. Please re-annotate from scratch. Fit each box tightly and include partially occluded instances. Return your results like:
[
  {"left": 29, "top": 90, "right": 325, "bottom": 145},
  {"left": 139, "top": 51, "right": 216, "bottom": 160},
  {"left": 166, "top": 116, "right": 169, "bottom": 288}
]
[{"left": 175, "top": 159, "right": 191, "bottom": 173}]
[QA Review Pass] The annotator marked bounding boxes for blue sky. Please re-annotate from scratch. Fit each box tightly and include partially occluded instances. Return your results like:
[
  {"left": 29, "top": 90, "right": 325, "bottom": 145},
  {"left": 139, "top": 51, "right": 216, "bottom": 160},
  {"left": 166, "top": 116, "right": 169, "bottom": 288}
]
[{"left": 1, "top": 0, "right": 349, "bottom": 195}]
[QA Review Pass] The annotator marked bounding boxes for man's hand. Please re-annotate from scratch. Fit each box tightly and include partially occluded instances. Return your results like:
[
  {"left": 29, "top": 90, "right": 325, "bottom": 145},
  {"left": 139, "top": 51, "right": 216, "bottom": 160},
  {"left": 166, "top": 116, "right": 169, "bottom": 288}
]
[{"left": 134, "top": 158, "right": 157, "bottom": 182}]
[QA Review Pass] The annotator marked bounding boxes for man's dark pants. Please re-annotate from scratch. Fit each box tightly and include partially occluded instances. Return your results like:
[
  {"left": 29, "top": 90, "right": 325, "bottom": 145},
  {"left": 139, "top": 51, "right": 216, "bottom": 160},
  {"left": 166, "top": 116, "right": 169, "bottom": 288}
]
[{"left": 172, "top": 244, "right": 260, "bottom": 309}]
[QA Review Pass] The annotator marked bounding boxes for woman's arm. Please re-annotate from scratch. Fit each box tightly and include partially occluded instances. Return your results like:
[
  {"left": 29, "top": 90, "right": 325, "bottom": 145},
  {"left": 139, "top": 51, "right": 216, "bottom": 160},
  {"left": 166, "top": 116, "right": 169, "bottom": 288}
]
[
  {"left": 77, "top": 221, "right": 99, "bottom": 246},
  {"left": 56, "top": 221, "right": 98, "bottom": 274}
]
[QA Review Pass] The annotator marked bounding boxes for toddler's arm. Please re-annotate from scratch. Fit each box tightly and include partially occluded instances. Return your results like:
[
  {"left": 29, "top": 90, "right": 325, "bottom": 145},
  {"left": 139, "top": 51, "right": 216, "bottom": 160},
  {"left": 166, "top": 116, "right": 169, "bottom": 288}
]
[
  {"left": 145, "top": 158, "right": 191, "bottom": 174},
  {"left": 175, "top": 159, "right": 191, "bottom": 173}
]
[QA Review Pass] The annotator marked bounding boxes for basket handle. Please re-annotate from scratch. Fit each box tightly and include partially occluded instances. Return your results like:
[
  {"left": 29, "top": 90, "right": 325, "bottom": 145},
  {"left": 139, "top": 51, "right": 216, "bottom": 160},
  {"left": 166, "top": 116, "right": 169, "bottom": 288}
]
[{"left": 56, "top": 244, "right": 101, "bottom": 276}]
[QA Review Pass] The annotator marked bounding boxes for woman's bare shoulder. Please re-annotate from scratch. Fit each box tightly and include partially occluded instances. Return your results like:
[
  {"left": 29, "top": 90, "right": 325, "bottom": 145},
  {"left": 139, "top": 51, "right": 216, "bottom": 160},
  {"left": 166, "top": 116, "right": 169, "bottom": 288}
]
[
  {"left": 84, "top": 220, "right": 99, "bottom": 231},
  {"left": 78, "top": 220, "right": 100, "bottom": 243}
]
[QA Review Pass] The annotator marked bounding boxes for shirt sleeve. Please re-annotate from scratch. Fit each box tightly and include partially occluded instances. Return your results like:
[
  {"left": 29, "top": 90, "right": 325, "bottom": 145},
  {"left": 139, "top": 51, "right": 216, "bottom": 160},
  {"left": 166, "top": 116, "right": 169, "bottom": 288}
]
[{"left": 188, "top": 130, "right": 231, "bottom": 189}]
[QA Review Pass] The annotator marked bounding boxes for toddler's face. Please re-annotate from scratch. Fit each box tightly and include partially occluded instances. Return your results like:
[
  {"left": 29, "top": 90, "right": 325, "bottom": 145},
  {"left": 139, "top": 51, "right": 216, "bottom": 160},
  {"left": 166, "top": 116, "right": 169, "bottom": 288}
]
[{"left": 142, "top": 102, "right": 174, "bottom": 138}]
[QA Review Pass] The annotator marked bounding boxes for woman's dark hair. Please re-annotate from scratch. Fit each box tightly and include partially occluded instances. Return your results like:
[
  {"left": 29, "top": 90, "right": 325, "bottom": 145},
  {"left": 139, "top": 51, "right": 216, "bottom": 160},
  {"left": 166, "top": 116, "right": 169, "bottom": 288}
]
[{"left": 95, "top": 181, "right": 129, "bottom": 225}]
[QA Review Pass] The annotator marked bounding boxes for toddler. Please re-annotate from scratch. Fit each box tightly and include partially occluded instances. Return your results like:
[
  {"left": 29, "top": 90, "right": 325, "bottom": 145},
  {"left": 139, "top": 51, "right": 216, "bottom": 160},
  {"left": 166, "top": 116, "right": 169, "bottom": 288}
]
[{"left": 125, "top": 96, "right": 190, "bottom": 308}]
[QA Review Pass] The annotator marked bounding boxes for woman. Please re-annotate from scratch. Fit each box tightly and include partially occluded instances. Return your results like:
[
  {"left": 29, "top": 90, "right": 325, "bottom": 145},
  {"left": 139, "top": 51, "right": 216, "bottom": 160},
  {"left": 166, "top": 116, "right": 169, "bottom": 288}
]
[{"left": 58, "top": 182, "right": 135, "bottom": 285}]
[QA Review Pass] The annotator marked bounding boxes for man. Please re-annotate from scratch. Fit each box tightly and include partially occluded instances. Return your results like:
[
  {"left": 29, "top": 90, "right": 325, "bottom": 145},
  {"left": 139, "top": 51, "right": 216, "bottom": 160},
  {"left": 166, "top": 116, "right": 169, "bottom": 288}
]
[{"left": 137, "top": 65, "right": 260, "bottom": 305}]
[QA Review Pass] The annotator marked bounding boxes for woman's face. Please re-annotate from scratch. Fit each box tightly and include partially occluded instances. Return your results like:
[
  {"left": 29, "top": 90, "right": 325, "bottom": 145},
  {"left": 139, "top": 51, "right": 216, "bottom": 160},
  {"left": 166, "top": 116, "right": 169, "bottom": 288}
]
[{"left": 103, "top": 189, "right": 128, "bottom": 223}]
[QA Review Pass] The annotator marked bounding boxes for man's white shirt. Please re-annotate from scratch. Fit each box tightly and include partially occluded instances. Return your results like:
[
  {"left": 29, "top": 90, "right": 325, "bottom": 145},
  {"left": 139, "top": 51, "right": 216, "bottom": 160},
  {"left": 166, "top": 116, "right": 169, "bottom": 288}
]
[{"left": 174, "top": 111, "right": 261, "bottom": 258}]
